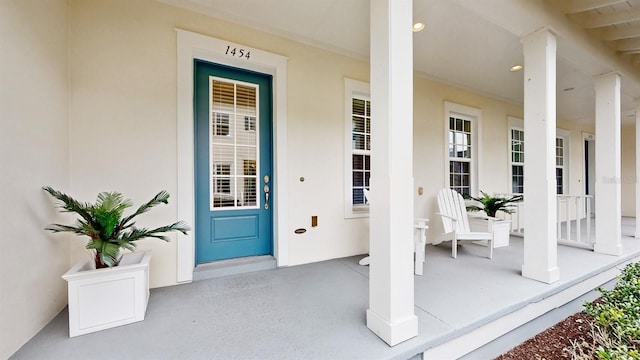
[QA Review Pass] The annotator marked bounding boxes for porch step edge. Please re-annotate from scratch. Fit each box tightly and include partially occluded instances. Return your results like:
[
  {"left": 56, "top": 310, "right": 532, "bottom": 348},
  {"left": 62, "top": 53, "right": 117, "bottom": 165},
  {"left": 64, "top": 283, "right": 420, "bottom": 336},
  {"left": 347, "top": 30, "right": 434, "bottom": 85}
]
[
  {"left": 459, "top": 280, "right": 615, "bottom": 359},
  {"left": 419, "top": 253, "right": 640, "bottom": 359},
  {"left": 193, "top": 255, "right": 276, "bottom": 281}
]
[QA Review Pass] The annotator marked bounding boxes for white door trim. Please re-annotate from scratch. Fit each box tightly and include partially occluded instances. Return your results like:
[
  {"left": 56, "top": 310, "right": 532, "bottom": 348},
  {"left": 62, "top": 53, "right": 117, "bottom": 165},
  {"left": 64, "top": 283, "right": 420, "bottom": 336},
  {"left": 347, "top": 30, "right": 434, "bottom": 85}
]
[
  {"left": 176, "top": 29, "right": 289, "bottom": 282},
  {"left": 582, "top": 131, "right": 595, "bottom": 194},
  {"left": 582, "top": 132, "right": 596, "bottom": 217}
]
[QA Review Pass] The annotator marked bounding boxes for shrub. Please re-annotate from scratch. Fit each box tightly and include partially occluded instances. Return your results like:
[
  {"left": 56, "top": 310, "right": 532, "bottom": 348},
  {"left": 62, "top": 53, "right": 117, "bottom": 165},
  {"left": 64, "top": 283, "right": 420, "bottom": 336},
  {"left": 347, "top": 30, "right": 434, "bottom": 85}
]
[{"left": 574, "top": 261, "right": 640, "bottom": 359}]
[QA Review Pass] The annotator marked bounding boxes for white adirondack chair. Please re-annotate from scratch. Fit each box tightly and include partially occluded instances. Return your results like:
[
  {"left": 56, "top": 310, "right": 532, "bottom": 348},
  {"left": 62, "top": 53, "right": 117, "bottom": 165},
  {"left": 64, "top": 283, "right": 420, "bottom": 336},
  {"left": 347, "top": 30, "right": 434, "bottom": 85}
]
[
  {"left": 358, "top": 189, "right": 429, "bottom": 275},
  {"left": 436, "top": 188, "right": 493, "bottom": 259}
]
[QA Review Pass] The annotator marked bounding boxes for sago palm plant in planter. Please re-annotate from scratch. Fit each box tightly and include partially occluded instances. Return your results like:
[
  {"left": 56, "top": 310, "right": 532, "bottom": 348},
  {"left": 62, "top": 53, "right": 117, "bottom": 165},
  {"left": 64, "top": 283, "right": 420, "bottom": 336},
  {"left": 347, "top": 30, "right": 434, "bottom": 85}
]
[
  {"left": 464, "top": 191, "right": 523, "bottom": 248},
  {"left": 43, "top": 186, "right": 190, "bottom": 337},
  {"left": 464, "top": 191, "right": 523, "bottom": 218},
  {"left": 43, "top": 186, "right": 189, "bottom": 268}
]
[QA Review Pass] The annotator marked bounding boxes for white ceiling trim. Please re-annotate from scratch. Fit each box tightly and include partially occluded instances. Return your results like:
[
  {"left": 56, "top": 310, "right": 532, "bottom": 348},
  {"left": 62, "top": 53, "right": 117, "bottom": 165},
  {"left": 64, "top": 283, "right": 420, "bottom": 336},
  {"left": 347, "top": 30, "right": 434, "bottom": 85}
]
[
  {"left": 616, "top": 37, "right": 640, "bottom": 53},
  {"left": 582, "top": 8, "right": 640, "bottom": 28},
  {"left": 413, "top": 69, "right": 524, "bottom": 108},
  {"left": 602, "top": 25, "right": 640, "bottom": 41},
  {"left": 157, "top": 0, "right": 369, "bottom": 62},
  {"left": 562, "top": 0, "right": 627, "bottom": 14}
]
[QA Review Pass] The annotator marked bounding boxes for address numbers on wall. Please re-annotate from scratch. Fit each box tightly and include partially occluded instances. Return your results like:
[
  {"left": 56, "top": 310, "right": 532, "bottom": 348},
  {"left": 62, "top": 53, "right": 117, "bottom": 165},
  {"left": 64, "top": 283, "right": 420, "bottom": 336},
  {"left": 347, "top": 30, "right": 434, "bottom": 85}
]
[{"left": 225, "top": 45, "right": 251, "bottom": 60}]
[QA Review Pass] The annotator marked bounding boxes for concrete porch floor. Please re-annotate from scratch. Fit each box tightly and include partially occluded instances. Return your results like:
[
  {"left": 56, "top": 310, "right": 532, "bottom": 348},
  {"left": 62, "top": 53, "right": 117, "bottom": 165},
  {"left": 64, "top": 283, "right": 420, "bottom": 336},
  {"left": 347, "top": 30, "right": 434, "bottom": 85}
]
[{"left": 11, "top": 218, "right": 640, "bottom": 360}]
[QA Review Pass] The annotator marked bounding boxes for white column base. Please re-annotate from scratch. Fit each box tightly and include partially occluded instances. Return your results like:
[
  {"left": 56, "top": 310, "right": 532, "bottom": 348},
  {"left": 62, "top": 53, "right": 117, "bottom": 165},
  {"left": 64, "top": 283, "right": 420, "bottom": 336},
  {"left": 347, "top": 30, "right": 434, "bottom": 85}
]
[
  {"left": 366, "top": 309, "right": 418, "bottom": 346},
  {"left": 522, "top": 264, "right": 560, "bottom": 284},
  {"left": 594, "top": 243, "right": 623, "bottom": 256}
]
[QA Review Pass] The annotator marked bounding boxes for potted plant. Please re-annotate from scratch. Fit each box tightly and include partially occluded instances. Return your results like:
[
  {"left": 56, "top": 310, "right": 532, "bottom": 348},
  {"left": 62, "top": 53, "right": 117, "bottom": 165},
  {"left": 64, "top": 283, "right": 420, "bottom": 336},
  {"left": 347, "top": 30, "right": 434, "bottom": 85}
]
[
  {"left": 464, "top": 191, "right": 523, "bottom": 218},
  {"left": 43, "top": 187, "right": 189, "bottom": 337},
  {"left": 464, "top": 191, "right": 523, "bottom": 248}
]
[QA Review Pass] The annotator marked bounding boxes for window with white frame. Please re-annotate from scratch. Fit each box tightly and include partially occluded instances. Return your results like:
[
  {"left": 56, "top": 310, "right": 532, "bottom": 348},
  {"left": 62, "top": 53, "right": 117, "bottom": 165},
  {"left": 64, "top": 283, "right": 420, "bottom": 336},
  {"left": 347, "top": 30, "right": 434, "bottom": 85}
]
[
  {"left": 214, "top": 164, "right": 231, "bottom": 194},
  {"left": 449, "top": 117, "right": 472, "bottom": 195},
  {"left": 555, "top": 137, "right": 566, "bottom": 194},
  {"left": 509, "top": 117, "right": 525, "bottom": 194},
  {"left": 511, "top": 129, "right": 525, "bottom": 194},
  {"left": 351, "top": 98, "right": 371, "bottom": 208},
  {"left": 212, "top": 163, "right": 233, "bottom": 207},
  {"left": 508, "top": 119, "right": 569, "bottom": 195},
  {"left": 344, "top": 79, "right": 371, "bottom": 218},
  {"left": 214, "top": 113, "right": 230, "bottom": 136},
  {"left": 445, "top": 102, "right": 480, "bottom": 197},
  {"left": 244, "top": 116, "right": 256, "bottom": 131}
]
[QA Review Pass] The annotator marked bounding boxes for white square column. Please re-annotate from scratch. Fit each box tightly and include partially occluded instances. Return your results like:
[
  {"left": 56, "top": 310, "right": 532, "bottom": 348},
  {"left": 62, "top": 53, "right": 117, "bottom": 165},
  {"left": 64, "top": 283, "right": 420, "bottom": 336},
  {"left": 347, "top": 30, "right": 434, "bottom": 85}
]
[
  {"left": 636, "top": 101, "right": 640, "bottom": 239},
  {"left": 521, "top": 29, "right": 560, "bottom": 284},
  {"left": 366, "top": 0, "right": 418, "bottom": 346},
  {"left": 594, "top": 72, "right": 623, "bottom": 255}
]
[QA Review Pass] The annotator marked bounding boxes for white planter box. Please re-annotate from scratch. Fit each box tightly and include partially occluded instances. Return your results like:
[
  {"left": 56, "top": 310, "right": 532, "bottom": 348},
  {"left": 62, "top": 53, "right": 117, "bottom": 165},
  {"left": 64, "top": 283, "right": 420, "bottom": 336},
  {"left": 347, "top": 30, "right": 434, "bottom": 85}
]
[
  {"left": 62, "top": 251, "right": 151, "bottom": 337},
  {"left": 469, "top": 217, "right": 511, "bottom": 248}
]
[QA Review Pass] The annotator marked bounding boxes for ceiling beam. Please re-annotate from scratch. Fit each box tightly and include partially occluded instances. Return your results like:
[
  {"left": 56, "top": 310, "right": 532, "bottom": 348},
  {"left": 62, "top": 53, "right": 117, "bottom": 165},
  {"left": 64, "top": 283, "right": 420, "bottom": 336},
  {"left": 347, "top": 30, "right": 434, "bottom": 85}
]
[
  {"left": 562, "top": 0, "right": 628, "bottom": 14},
  {"left": 581, "top": 8, "right": 640, "bottom": 28},
  {"left": 602, "top": 25, "right": 640, "bottom": 41},
  {"left": 616, "top": 37, "right": 640, "bottom": 53},
  {"left": 455, "top": 0, "right": 640, "bottom": 86},
  {"left": 631, "top": 54, "right": 640, "bottom": 65}
]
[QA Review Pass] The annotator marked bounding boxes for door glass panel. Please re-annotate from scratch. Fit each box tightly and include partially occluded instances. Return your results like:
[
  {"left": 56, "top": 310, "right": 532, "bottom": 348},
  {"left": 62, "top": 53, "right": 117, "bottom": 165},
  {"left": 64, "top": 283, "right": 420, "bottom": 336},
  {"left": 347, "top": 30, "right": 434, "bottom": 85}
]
[
  {"left": 236, "top": 115, "right": 256, "bottom": 146},
  {"left": 211, "top": 81, "right": 234, "bottom": 112},
  {"left": 242, "top": 160, "right": 257, "bottom": 206},
  {"left": 210, "top": 78, "right": 259, "bottom": 210}
]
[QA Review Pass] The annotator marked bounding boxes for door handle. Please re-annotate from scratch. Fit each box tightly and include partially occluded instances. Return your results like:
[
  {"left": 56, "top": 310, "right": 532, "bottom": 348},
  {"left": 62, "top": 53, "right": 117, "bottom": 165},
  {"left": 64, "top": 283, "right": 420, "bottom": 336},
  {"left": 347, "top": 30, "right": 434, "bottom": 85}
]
[{"left": 263, "top": 175, "right": 270, "bottom": 210}]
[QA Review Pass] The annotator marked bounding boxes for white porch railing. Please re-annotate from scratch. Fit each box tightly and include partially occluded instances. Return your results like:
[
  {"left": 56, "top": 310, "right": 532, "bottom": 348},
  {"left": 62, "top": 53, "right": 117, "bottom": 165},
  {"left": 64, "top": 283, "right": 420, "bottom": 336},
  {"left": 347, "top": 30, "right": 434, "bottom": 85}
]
[
  {"left": 494, "top": 194, "right": 595, "bottom": 249},
  {"left": 556, "top": 195, "right": 595, "bottom": 249}
]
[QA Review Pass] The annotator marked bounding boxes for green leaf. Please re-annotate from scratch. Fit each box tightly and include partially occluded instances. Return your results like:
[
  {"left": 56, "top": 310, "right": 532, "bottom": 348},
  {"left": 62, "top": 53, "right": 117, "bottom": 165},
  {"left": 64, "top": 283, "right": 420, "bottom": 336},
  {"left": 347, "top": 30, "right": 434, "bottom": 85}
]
[
  {"left": 464, "top": 191, "right": 523, "bottom": 217},
  {"left": 93, "top": 192, "right": 131, "bottom": 238},
  {"left": 43, "top": 187, "right": 190, "bottom": 268},
  {"left": 119, "top": 191, "right": 170, "bottom": 229}
]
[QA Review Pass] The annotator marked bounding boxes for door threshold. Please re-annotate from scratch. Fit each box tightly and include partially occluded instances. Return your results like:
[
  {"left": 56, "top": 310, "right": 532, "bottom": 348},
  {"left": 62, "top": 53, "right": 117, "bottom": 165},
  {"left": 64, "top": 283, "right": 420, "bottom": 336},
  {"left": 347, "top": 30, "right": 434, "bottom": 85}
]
[{"left": 193, "top": 255, "right": 276, "bottom": 281}]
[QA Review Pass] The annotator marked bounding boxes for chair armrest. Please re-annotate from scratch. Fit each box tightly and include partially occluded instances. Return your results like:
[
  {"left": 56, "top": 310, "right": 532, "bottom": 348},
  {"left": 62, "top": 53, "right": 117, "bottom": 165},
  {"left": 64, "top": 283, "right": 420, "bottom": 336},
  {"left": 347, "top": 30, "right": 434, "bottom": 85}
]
[
  {"left": 414, "top": 218, "right": 429, "bottom": 229},
  {"left": 436, "top": 212, "right": 457, "bottom": 221}
]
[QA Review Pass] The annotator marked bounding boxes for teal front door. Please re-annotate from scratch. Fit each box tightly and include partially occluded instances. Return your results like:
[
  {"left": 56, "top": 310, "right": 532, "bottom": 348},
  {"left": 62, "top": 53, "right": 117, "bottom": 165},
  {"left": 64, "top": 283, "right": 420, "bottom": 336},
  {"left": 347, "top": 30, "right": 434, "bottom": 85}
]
[{"left": 194, "top": 60, "right": 273, "bottom": 264}]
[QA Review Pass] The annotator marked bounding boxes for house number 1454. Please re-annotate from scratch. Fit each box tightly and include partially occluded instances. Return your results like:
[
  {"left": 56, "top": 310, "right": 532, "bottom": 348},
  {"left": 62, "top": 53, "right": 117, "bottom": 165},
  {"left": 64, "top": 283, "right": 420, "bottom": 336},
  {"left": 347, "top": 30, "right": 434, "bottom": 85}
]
[{"left": 225, "top": 46, "right": 251, "bottom": 60}]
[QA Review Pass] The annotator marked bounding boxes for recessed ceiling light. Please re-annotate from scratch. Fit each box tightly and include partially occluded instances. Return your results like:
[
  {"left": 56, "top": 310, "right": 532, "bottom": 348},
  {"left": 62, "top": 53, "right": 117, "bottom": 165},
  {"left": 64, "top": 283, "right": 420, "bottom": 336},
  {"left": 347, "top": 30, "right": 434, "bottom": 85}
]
[
  {"left": 509, "top": 65, "right": 523, "bottom": 72},
  {"left": 412, "top": 22, "right": 425, "bottom": 32}
]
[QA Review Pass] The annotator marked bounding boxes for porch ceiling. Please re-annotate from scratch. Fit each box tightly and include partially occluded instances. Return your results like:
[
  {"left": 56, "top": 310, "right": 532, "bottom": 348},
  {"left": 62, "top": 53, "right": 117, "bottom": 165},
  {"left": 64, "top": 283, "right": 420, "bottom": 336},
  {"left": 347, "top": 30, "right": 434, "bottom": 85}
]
[
  {"left": 548, "top": 0, "right": 640, "bottom": 58},
  {"left": 546, "top": 0, "right": 640, "bottom": 122},
  {"left": 160, "top": 0, "right": 640, "bottom": 124}
]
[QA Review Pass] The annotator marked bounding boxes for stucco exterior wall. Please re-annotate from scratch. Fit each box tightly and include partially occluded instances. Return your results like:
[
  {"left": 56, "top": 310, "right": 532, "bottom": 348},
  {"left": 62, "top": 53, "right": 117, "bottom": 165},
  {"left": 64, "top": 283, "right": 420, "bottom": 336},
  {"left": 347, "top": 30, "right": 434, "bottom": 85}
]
[
  {"left": 68, "top": 0, "right": 374, "bottom": 279},
  {"left": 413, "top": 79, "right": 523, "bottom": 238},
  {"left": 622, "top": 123, "right": 636, "bottom": 217},
  {"left": 0, "top": 1, "right": 70, "bottom": 358},
  {"left": 556, "top": 118, "right": 595, "bottom": 202},
  {"left": 0, "top": 1, "right": 616, "bottom": 355},
  {"left": 67, "top": 0, "right": 601, "bottom": 286}
]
